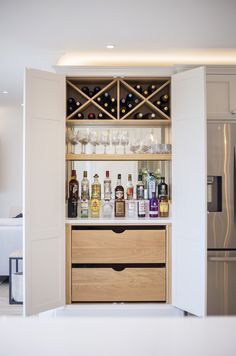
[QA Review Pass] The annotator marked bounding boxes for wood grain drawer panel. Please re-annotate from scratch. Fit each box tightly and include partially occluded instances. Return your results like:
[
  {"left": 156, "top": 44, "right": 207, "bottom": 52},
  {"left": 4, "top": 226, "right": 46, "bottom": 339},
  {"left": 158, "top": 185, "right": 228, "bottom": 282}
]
[
  {"left": 72, "top": 229, "right": 165, "bottom": 263},
  {"left": 72, "top": 267, "right": 166, "bottom": 302}
]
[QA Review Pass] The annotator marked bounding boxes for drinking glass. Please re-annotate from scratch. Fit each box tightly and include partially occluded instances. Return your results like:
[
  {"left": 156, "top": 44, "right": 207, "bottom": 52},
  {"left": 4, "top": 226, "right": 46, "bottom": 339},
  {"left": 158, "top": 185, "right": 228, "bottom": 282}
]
[
  {"left": 66, "top": 129, "right": 78, "bottom": 153},
  {"left": 77, "top": 129, "right": 90, "bottom": 154},
  {"left": 129, "top": 137, "right": 140, "bottom": 153},
  {"left": 89, "top": 131, "right": 100, "bottom": 154},
  {"left": 120, "top": 131, "right": 129, "bottom": 154},
  {"left": 100, "top": 130, "right": 110, "bottom": 154},
  {"left": 111, "top": 131, "right": 120, "bottom": 154}
]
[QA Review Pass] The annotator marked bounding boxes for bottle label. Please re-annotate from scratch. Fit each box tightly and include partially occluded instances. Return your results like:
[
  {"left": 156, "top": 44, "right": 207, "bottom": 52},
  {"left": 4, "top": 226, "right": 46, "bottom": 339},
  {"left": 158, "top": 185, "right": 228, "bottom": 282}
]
[
  {"left": 137, "top": 186, "right": 144, "bottom": 200},
  {"left": 127, "top": 187, "right": 134, "bottom": 199},
  {"left": 159, "top": 201, "right": 169, "bottom": 214},
  {"left": 115, "top": 201, "right": 125, "bottom": 217},
  {"left": 148, "top": 181, "right": 156, "bottom": 199},
  {"left": 80, "top": 200, "right": 89, "bottom": 218},
  {"left": 91, "top": 199, "right": 100, "bottom": 212},
  {"left": 115, "top": 189, "right": 124, "bottom": 199},
  {"left": 104, "top": 182, "right": 111, "bottom": 200},
  {"left": 138, "top": 200, "right": 145, "bottom": 215}
]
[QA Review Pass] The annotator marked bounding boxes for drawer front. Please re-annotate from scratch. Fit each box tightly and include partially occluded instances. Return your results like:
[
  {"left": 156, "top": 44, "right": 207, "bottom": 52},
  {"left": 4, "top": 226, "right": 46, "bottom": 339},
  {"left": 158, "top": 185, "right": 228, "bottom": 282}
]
[
  {"left": 72, "top": 229, "right": 165, "bottom": 264},
  {"left": 72, "top": 267, "right": 166, "bottom": 302}
]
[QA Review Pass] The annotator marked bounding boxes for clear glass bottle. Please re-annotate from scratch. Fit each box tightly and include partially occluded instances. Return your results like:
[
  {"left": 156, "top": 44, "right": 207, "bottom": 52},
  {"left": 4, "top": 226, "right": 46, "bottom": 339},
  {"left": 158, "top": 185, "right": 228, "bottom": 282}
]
[
  {"left": 127, "top": 200, "right": 136, "bottom": 218},
  {"left": 80, "top": 199, "right": 89, "bottom": 218},
  {"left": 148, "top": 172, "right": 156, "bottom": 200},
  {"left": 104, "top": 170, "right": 112, "bottom": 200},
  {"left": 102, "top": 200, "right": 113, "bottom": 218},
  {"left": 126, "top": 174, "right": 134, "bottom": 200},
  {"left": 149, "top": 192, "right": 158, "bottom": 218},
  {"left": 81, "top": 170, "right": 90, "bottom": 200}
]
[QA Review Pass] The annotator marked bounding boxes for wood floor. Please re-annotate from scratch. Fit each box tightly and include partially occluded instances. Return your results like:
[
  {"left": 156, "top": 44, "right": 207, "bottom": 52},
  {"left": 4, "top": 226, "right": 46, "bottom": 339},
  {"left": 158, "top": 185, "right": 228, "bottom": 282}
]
[{"left": 0, "top": 280, "right": 22, "bottom": 316}]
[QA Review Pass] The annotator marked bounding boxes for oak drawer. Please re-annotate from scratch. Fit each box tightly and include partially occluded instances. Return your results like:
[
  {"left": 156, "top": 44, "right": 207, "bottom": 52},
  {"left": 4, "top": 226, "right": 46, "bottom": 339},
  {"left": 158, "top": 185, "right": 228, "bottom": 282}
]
[
  {"left": 72, "top": 267, "right": 166, "bottom": 302},
  {"left": 72, "top": 228, "right": 166, "bottom": 264}
]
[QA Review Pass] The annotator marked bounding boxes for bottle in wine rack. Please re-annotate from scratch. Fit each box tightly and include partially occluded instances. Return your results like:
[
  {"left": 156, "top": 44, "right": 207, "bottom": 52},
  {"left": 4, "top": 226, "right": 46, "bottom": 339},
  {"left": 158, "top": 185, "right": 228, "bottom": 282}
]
[
  {"left": 148, "top": 84, "right": 157, "bottom": 94},
  {"left": 76, "top": 112, "right": 84, "bottom": 120},
  {"left": 127, "top": 102, "right": 133, "bottom": 110},
  {"left": 76, "top": 101, "right": 81, "bottom": 108},
  {"left": 120, "top": 98, "right": 126, "bottom": 105},
  {"left": 120, "top": 107, "right": 127, "bottom": 116},
  {"left": 98, "top": 112, "right": 107, "bottom": 120},
  {"left": 154, "top": 100, "right": 162, "bottom": 108},
  {"left": 133, "top": 97, "right": 140, "bottom": 105},
  {"left": 103, "top": 101, "right": 109, "bottom": 109},
  {"left": 88, "top": 90, "right": 94, "bottom": 98},
  {"left": 67, "top": 105, "right": 75, "bottom": 115},
  {"left": 135, "top": 112, "right": 143, "bottom": 119},
  {"left": 87, "top": 113, "right": 96, "bottom": 120},
  {"left": 96, "top": 96, "right": 103, "bottom": 104},
  {"left": 143, "top": 113, "right": 156, "bottom": 120},
  {"left": 93, "top": 86, "right": 101, "bottom": 94},
  {"left": 126, "top": 93, "right": 134, "bottom": 102},
  {"left": 160, "top": 104, "right": 169, "bottom": 113},
  {"left": 143, "top": 89, "right": 149, "bottom": 97},
  {"left": 103, "top": 92, "right": 111, "bottom": 101},
  {"left": 67, "top": 97, "right": 76, "bottom": 105},
  {"left": 81, "top": 86, "right": 90, "bottom": 96},
  {"left": 134, "top": 84, "right": 143, "bottom": 94},
  {"left": 110, "top": 97, "right": 117, "bottom": 105},
  {"left": 110, "top": 107, "right": 116, "bottom": 114},
  {"left": 160, "top": 94, "right": 169, "bottom": 103}
]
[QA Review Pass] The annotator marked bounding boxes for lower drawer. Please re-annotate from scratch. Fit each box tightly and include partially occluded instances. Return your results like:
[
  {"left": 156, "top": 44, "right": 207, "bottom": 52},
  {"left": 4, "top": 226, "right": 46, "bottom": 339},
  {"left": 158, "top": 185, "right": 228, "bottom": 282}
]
[{"left": 72, "top": 267, "right": 166, "bottom": 302}]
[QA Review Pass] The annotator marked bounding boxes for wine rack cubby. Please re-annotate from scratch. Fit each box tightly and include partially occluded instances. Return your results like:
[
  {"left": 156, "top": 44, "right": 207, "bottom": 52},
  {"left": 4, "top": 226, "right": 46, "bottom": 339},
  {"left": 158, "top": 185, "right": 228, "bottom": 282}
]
[{"left": 66, "top": 77, "right": 171, "bottom": 125}]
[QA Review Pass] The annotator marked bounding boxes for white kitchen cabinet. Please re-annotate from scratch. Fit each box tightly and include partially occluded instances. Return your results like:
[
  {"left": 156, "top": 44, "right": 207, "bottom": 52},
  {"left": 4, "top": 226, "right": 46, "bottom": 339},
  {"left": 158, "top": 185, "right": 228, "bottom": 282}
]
[
  {"left": 23, "top": 66, "right": 207, "bottom": 317},
  {"left": 207, "top": 75, "right": 236, "bottom": 120}
]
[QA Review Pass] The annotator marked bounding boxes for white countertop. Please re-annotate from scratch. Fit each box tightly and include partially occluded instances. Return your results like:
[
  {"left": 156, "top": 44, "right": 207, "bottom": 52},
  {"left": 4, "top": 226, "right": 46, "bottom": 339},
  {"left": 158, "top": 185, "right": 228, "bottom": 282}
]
[{"left": 65, "top": 217, "right": 171, "bottom": 225}]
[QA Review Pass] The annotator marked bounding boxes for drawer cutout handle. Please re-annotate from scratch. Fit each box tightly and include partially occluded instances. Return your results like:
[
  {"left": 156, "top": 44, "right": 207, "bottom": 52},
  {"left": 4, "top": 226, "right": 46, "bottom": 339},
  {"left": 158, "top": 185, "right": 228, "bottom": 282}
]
[
  {"left": 112, "top": 266, "right": 126, "bottom": 272},
  {"left": 112, "top": 227, "right": 126, "bottom": 234}
]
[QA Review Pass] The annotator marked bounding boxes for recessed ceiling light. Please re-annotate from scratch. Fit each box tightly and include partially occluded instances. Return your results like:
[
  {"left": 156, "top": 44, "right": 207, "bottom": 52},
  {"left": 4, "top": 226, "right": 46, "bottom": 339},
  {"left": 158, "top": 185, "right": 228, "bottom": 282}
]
[
  {"left": 0, "top": 90, "right": 8, "bottom": 94},
  {"left": 106, "top": 44, "right": 115, "bottom": 49}
]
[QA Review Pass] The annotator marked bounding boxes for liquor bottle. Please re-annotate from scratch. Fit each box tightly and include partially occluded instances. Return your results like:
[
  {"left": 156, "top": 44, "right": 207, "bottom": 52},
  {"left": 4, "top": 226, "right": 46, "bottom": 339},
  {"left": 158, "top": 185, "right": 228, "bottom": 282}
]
[
  {"left": 93, "top": 86, "right": 101, "bottom": 94},
  {"left": 91, "top": 174, "right": 101, "bottom": 199},
  {"left": 160, "top": 94, "right": 169, "bottom": 103},
  {"left": 80, "top": 198, "right": 89, "bottom": 218},
  {"left": 76, "top": 112, "right": 84, "bottom": 120},
  {"left": 127, "top": 199, "right": 136, "bottom": 218},
  {"left": 135, "top": 112, "right": 143, "bottom": 120},
  {"left": 81, "top": 171, "right": 90, "bottom": 200},
  {"left": 159, "top": 194, "right": 169, "bottom": 217},
  {"left": 143, "top": 113, "right": 156, "bottom": 120},
  {"left": 148, "top": 84, "right": 157, "bottom": 94},
  {"left": 148, "top": 172, "right": 156, "bottom": 199},
  {"left": 136, "top": 174, "right": 144, "bottom": 200},
  {"left": 104, "top": 171, "right": 112, "bottom": 200},
  {"left": 102, "top": 200, "right": 113, "bottom": 218},
  {"left": 68, "top": 170, "right": 79, "bottom": 200},
  {"left": 81, "top": 86, "right": 90, "bottom": 96},
  {"left": 137, "top": 199, "right": 146, "bottom": 218},
  {"left": 90, "top": 174, "right": 101, "bottom": 218},
  {"left": 158, "top": 177, "right": 168, "bottom": 198},
  {"left": 134, "top": 84, "right": 143, "bottom": 94},
  {"left": 149, "top": 192, "right": 158, "bottom": 218},
  {"left": 114, "top": 174, "right": 125, "bottom": 217},
  {"left": 87, "top": 113, "right": 96, "bottom": 120},
  {"left": 68, "top": 170, "right": 79, "bottom": 218},
  {"left": 68, "top": 196, "right": 78, "bottom": 218},
  {"left": 126, "top": 174, "right": 134, "bottom": 200}
]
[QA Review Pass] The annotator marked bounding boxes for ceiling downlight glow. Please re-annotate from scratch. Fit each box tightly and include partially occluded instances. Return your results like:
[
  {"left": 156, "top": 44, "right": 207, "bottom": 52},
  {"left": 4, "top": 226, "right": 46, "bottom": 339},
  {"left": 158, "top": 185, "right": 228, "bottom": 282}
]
[
  {"left": 58, "top": 50, "right": 236, "bottom": 66},
  {"left": 106, "top": 44, "right": 115, "bottom": 49}
]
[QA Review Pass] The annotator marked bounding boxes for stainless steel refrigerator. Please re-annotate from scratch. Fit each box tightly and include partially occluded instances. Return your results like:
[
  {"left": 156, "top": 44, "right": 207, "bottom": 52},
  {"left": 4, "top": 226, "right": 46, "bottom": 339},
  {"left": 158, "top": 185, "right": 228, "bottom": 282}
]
[{"left": 207, "top": 122, "right": 236, "bottom": 315}]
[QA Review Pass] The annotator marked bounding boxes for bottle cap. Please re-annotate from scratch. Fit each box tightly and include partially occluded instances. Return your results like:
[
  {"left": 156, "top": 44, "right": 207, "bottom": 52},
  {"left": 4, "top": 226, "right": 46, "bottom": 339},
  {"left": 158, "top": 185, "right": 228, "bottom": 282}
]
[
  {"left": 106, "top": 171, "right": 109, "bottom": 178},
  {"left": 72, "top": 170, "right": 76, "bottom": 177},
  {"left": 83, "top": 171, "right": 87, "bottom": 177},
  {"left": 118, "top": 174, "right": 121, "bottom": 179},
  {"left": 128, "top": 174, "right": 132, "bottom": 180}
]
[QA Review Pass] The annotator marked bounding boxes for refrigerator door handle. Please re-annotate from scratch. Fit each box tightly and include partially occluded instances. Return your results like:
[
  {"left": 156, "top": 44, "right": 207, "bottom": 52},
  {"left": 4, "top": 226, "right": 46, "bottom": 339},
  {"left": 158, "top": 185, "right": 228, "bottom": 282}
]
[{"left": 208, "top": 256, "right": 236, "bottom": 262}]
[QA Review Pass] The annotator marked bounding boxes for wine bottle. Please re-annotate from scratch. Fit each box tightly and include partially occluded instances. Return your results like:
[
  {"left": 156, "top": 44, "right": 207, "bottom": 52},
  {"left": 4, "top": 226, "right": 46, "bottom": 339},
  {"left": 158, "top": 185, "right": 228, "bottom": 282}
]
[
  {"left": 67, "top": 97, "right": 76, "bottom": 105},
  {"left": 104, "top": 171, "right": 112, "bottom": 201},
  {"left": 68, "top": 170, "right": 79, "bottom": 200},
  {"left": 81, "top": 86, "right": 90, "bottom": 96},
  {"left": 143, "top": 113, "right": 156, "bottom": 120},
  {"left": 97, "top": 112, "right": 107, "bottom": 120},
  {"left": 96, "top": 96, "right": 103, "bottom": 104},
  {"left": 148, "top": 84, "right": 157, "bottom": 94},
  {"left": 88, "top": 90, "right": 94, "bottom": 98},
  {"left": 68, "top": 197, "right": 78, "bottom": 218},
  {"left": 76, "top": 101, "right": 81, "bottom": 107},
  {"left": 103, "top": 92, "right": 111, "bottom": 101},
  {"left": 160, "top": 104, "right": 169, "bottom": 113},
  {"left": 127, "top": 102, "right": 133, "bottom": 110},
  {"left": 120, "top": 107, "right": 127, "bottom": 115},
  {"left": 154, "top": 100, "right": 162, "bottom": 108},
  {"left": 134, "top": 97, "right": 140, "bottom": 105},
  {"left": 136, "top": 174, "right": 145, "bottom": 200},
  {"left": 93, "top": 86, "right": 101, "bottom": 94},
  {"left": 67, "top": 105, "right": 75, "bottom": 115},
  {"left": 110, "top": 97, "right": 117, "bottom": 105},
  {"left": 143, "top": 89, "right": 149, "bottom": 97},
  {"left": 76, "top": 112, "right": 84, "bottom": 120},
  {"left": 120, "top": 98, "right": 126, "bottom": 105},
  {"left": 134, "top": 84, "right": 143, "bottom": 94},
  {"left": 160, "top": 94, "right": 169, "bottom": 103},
  {"left": 87, "top": 113, "right": 96, "bottom": 120},
  {"left": 110, "top": 107, "right": 116, "bottom": 114},
  {"left": 126, "top": 93, "right": 134, "bottom": 102},
  {"left": 126, "top": 174, "right": 134, "bottom": 200},
  {"left": 103, "top": 101, "right": 109, "bottom": 109},
  {"left": 135, "top": 112, "right": 143, "bottom": 119}
]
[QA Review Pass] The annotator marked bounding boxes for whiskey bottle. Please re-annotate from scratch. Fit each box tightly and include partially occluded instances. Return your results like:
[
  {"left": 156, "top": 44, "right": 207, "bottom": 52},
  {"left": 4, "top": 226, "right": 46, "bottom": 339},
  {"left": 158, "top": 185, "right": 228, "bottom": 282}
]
[
  {"left": 149, "top": 192, "right": 158, "bottom": 218},
  {"left": 81, "top": 171, "right": 90, "bottom": 200},
  {"left": 104, "top": 170, "right": 112, "bottom": 200},
  {"left": 115, "top": 174, "right": 125, "bottom": 217},
  {"left": 126, "top": 174, "right": 134, "bottom": 200},
  {"left": 159, "top": 194, "right": 169, "bottom": 217}
]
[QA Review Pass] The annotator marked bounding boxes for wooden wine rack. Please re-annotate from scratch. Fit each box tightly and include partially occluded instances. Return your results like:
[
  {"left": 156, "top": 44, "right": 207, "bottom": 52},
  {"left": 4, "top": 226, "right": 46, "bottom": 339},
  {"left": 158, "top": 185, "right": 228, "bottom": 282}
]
[{"left": 66, "top": 77, "right": 171, "bottom": 126}]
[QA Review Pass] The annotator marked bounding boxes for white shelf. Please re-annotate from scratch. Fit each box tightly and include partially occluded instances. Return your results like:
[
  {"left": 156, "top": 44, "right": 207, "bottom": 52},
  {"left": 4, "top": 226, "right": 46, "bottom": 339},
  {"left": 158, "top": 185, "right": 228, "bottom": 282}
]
[{"left": 65, "top": 217, "right": 171, "bottom": 225}]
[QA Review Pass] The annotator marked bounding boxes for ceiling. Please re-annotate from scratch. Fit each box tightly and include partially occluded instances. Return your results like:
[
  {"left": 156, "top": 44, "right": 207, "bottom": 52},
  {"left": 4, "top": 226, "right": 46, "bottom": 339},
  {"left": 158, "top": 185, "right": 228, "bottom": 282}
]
[{"left": 0, "top": 0, "right": 236, "bottom": 106}]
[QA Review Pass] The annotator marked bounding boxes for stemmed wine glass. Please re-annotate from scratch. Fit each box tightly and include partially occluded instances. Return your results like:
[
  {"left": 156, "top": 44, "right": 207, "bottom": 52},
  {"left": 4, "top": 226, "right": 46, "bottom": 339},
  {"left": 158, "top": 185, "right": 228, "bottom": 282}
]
[
  {"left": 89, "top": 131, "right": 100, "bottom": 154},
  {"left": 129, "top": 137, "right": 140, "bottom": 154},
  {"left": 77, "top": 129, "right": 90, "bottom": 154},
  {"left": 111, "top": 131, "right": 120, "bottom": 154},
  {"left": 66, "top": 129, "right": 78, "bottom": 153},
  {"left": 120, "top": 131, "right": 129, "bottom": 154},
  {"left": 100, "top": 130, "right": 110, "bottom": 154}
]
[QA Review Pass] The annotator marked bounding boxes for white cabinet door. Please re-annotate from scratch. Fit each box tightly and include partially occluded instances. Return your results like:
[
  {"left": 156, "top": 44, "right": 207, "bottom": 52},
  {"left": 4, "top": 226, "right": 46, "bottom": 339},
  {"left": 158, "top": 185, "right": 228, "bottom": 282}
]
[
  {"left": 172, "top": 67, "right": 207, "bottom": 316},
  {"left": 207, "top": 75, "right": 236, "bottom": 120},
  {"left": 23, "top": 69, "right": 65, "bottom": 316}
]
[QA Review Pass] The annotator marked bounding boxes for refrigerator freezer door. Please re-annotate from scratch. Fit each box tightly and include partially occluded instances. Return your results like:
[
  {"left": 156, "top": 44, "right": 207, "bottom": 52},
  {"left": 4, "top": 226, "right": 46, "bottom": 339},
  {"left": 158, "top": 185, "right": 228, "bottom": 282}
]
[
  {"left": 207, "top": 123, "right": 236, "bottom": 248},
  {"left": 207, "top": 250, "right": 236, "bottom": 315}
]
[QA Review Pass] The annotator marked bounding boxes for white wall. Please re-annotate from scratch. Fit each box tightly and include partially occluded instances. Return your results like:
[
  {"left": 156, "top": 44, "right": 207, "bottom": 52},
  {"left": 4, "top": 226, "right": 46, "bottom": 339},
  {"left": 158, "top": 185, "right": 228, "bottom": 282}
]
[{"left": 0, "top": 106, "right": 23, "bottom": 217}]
